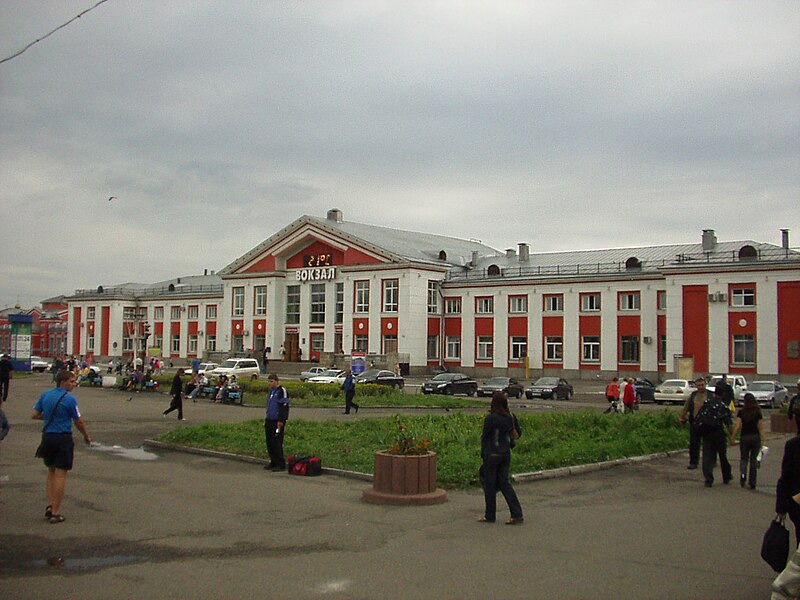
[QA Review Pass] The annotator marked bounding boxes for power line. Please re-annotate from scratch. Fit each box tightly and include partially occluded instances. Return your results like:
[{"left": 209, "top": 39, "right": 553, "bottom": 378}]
[{"left": 0, "top": 0, "right": 110, "bottom": 66}]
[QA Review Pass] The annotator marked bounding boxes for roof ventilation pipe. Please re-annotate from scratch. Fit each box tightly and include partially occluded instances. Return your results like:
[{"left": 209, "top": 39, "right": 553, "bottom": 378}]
[
  {"left": 518, "top": 243, "right": 530, "bottom": 262},
  {"left": 470, "top": 250, "right": 479, "bottom": 267},
  {"left": 327, "top": 208, "right": 343, "bottom": 223},
  {"left": 505, "top": 248, "right": 515, "bottom": 259},
  {"left": 701, "top": 229, "right": 717, "bottom": 252},
  {"left": 781, "top": 229, "right": 790, "bottom": 249}
]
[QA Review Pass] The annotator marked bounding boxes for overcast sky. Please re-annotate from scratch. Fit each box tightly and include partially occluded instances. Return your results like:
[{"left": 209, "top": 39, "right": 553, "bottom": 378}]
[{"left": 1, "top": 1, "right": 798, "bottom": 309}]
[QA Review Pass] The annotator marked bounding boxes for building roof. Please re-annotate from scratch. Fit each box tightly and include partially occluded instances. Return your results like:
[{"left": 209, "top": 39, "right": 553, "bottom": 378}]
[{"left": 68, "top": 274, "right": 223, "bottom": 301}]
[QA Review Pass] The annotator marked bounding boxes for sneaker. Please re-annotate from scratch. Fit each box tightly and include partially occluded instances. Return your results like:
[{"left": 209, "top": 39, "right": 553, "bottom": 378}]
[
  {"left": 505, "top": 516, "right": 524, "bottom": 525},
  {"left": 687, "top": 464, "right": 698, "bottom": 470}
]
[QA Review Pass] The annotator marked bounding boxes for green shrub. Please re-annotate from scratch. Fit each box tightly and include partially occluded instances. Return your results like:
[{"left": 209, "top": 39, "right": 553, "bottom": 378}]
[{"left": 156, "top": 411, "right": 688, "bottom": 489}]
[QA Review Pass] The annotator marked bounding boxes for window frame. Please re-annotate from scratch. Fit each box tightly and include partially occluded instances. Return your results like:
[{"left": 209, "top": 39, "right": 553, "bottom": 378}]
[
  {"left": 170, "top": 306, "right": 181, "bottom": 320},
  {"left": 544, "top": 336, "right": 563, "bottom": 361},
  {"left": 446, "top": 336, "right": 461, "bottom": 359},
  {"left": 187, "top": 305, "right": 199, "bottom": 320},
  {"left": 382, "top": 279, "right": 399, "bottom": 313},
  {"left": 206, "top": 305, "right": 217, "bottom": 320},
  {"left": 619, "top": 292, "right": 640, "bottom": 311},
  {"left": 731, "top": 287, "right": 756, "bottom": 307},
  {"left": 510, "top": 336, "right": 527, "bottom": 360},
  {"left": 232, "top": 287, "right": 245, "bottom": 317},
  {"left": 581, "top": 335, "right": 600, "bottom": 362},
  {"left": 285, "top": 285, "right": 300, "bottom": 324},
  {"left": 580, "top": 293, "right": 601, "bottom": 312},
  {"left": 475, "top": 296, "right": 494, "bottom": 314},
  {"left": 427, "top": 281, "right": 439, "bottom": 314},
  {"left": 732, "top": 334, "right": 755, "bottom": 364},
  {"left": 354, "top": 281, "right": 370, "bottom": 314},
  {"left": 477, "top": 336, "right": 493, "bottom": 361},
  {"left": 544, "top": 294, "right": 564, "bottom": 312},
  {"left": 310, "top": 283, "right": 326, "bottom": 324},
  {"left": 620, "top": 335, "right": 640, "bottom": 363},
  {"left": 445, "top": 298, "right": 462, "bottom": 315},
  {"left": 509, "top": 295, "right": 528, "bottom": 314},
  {"left": 254, "top": 286, "right": 267, "bottom": 316}
]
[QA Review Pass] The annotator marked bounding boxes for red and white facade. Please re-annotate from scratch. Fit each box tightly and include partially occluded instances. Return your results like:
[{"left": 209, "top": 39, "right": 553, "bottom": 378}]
[{"left": 65, "top": 211, "right": 800, "bottom": 379}]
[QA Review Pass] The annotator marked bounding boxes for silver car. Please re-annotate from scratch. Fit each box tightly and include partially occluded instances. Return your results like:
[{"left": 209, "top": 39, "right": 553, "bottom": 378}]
[{"left": 739, "top": 381, "right": 787, "bottom": 409}]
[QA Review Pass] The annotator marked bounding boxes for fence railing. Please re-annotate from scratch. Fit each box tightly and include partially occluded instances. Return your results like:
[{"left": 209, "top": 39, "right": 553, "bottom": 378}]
[
  {"left": 445, "top": 247, "right": 799, "bottom": 281},
  {"left": 72, "top": 284, "right": 224, "bottom": 298}
]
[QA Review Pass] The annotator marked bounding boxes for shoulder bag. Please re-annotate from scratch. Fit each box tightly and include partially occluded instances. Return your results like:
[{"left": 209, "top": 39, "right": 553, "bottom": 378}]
[{"left": 35, "top": 390, "right": 68, "bottom": 458}]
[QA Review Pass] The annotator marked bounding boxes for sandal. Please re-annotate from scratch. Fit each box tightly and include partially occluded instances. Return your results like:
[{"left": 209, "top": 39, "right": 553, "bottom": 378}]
[
  {"left": 48, "top": 514, "right": 65, "bottom": 524},
  {"left": 45, "top": 506, "right": 53, "bottom": 519}
]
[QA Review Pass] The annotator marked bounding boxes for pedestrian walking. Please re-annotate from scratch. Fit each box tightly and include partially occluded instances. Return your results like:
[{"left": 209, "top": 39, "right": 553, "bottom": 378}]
[
  {"left": 479, "top": 391, "right": 524, "bottom": 525},
  {"left": 695, "top": 387, "right": 733, "bottom": 487},
  {"left": 31, "top": 370, "right": 92, "bottom": 523},
  {"left": 0, "top": 353, "right": 14, "bottom": 405},
  {"left": 788, "top": 386, "right": 800, "bottom": 435},
  {"left": 622, "top": 377, "right": 636, "bottom": 414},
  {"left": 163, "top": 369, "right": 186, "bottom": 420},
  {"left": 729, "top": 392, "right": 764, "bottom": 489},
  {"left": 604, "top": 376, "right": 620, "bottom": 413},
  {"left": 776, "top": 432, "right": 800, "bottom": 546},
  {"left": 0, "top": 405, "right": 9, "bottom": 441},
  {"left": 679, "top": 377, "right": 709, "bottom": 470},
  {"left": 342, "top": 369, "right": 359, "bottom": 414},
  {"left": 264, "top": 374, "right": 289, "bottom": 471}
]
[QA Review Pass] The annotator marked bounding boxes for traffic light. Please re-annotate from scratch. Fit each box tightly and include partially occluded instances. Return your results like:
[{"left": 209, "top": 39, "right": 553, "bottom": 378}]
[{"left": 143, "top": 322, "right": 151, "bottom": 341}]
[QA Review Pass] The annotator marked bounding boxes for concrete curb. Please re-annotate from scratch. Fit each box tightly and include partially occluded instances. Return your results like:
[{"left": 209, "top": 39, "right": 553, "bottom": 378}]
[
  {"left": 143, "top": 439, "right": 374, "bottom": 482},
  {"left": 144, "top": 438, "right": 694, "bottom": 486}
]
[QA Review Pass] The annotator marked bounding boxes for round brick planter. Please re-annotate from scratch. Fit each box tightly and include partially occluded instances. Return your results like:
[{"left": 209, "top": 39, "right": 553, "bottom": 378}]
[
  {"left": 771, "top": 413, "right": 798, "bottom": 434},
  {"left": 362, "top": 451, "right": 447, "bottom": 505}
]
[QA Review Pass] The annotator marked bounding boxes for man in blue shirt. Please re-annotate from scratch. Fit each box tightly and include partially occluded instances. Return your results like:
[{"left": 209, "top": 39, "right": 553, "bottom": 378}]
[
  {"left": 31, "top": 370, "right": 92, "bottom": 523},
  {"left": 342, "top": 369, "right": 359, "bottom": 415},
  {"left": 264, "top": 374, "right": 289, "bottom": 471}
]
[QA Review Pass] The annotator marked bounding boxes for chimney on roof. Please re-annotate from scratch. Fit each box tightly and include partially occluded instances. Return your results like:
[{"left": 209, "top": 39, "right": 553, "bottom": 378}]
[
  {"left": 505, "top": 248, "right": 515, "bottom": 259},
  {"left": 471, "top": 250, "right": 479, "bottom": 266},
  {"left": 781, "top": 229, "right": 790, "bottom": 249},
  {"left": 327, "top": 208, "right": 343, "bottom": 223},
  {"left": 518, "top": 243, "right": 530, "bottom": 262},
  {"left": 701, "top": 229, "right": 717, "bottom": 252},
  {"left": 204, "top": 269, "right": 208, "bottom": 276}
]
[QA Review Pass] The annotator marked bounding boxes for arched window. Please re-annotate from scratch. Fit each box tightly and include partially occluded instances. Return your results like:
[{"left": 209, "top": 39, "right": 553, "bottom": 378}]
[
  {"left": 96, "top": 285, "right": 104, "bottom": 293},
  {"left": 738, "top": 245, "right": 758, "bottom": 261},
  {"left": 625, "top": 257, "right": 642, "bottom": 270},
  {"left": 168, "top": 283, "right": 176, "bottom": 292},
  {"left": 438, "top": 250, "right": 447, "bottom": 261},
  {"left": 487, "top": 264, "right": 501, "bottom": 276}
]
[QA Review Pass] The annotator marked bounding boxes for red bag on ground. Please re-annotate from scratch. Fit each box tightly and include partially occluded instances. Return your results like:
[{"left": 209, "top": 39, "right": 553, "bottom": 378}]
[{"left": 287, "top": 454, "right": 322, "bottom": 476}]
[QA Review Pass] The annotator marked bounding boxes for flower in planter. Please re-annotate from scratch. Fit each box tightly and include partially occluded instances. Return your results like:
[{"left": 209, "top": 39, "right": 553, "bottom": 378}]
[{"left": 388, "top": 416, "right": 432, "bottom": 455}]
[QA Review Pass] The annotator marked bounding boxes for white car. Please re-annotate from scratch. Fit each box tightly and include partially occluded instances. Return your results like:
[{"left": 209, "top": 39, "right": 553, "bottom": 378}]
[
  {"left": 197, "top": 362, "right": 219, "bottom": 375},
  {"left": 654, "top": 379, "right": 695, "bottom": 405},
  {"left": 210, "top": 358, "right": 260, "bottom": 380},
  {"left": 708, "top": 375, "right": 748, "bottom": 399},
  {"left": 307, "top": 369, "right": 346, "bottom": 385},
  {"left": 300, "top": 366, "right": 327, "bottom": 382},
  {"left": 30, "top": 356, "right": 51, "bottom": 372},
  {"left": 739, "top": 381, "right": 788, "bottom": 409}
]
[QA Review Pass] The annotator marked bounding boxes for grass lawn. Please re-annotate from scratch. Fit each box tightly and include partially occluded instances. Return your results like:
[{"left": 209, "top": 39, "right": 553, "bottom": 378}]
[{"left": 155, "top": 411, "right": 688, "bottom": 489}]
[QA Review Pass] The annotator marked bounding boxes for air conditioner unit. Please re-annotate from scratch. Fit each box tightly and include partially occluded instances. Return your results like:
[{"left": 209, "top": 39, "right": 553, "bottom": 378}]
[
  {"left": 717, "top": 292, "right": 728, "bottom": 302},
  {"left": 243, "top": 330, "right": 250, "bottom": 336},
  {"left": 197, "top": 330, "right": 204, "bottom": 336},
  {"left": 708, "top": 294, "right": 716, "bottom": 302},
  {"left": 643, "top": 336, "right": 653, "bottom": 344}
]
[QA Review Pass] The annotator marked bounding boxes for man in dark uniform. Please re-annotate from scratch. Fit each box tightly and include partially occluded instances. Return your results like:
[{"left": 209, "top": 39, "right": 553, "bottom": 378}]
[
  {"left": 264, "top": 374, "right": 289, "bottom": 471},
  {"left": 0, "top": 353, "right": 14, "bottom": 405}
]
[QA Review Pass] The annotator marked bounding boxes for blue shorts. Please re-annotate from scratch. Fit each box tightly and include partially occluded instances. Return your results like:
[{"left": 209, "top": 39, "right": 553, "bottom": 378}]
[{"left": 39, "top": 433, "right": 74, "bottom": 471}]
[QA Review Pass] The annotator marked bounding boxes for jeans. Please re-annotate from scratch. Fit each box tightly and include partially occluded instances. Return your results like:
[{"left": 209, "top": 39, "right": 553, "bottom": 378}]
[
  {"left": 739, "top": 433, "right": 761, "bottom": 486},
  {"left": 688, "top": 423, "right": 701, "bottom": 466},
  {"left": 482, "top": 451, "right": 523, "bottom": 521},
  {"left": 344, "top": 390, "right": 359, "bottom": 414},
  {"left": 702, "top": 428, "right": 732, "bottom": 485}
]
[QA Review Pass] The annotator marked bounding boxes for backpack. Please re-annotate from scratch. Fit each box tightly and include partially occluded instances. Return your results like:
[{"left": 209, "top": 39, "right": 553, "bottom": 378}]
[{"left": 693, "top": 401, "right": 723, "bottom": 435}]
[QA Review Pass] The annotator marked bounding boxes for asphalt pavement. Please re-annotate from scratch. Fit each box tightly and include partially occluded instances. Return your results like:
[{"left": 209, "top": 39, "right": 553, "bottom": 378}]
[{"left": 0, "top": 374, "right": 792, "bottom": 599}]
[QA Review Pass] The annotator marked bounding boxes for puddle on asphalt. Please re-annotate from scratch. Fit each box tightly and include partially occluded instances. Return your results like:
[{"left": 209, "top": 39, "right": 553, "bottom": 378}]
[
  {"left": 88, "top": 442, "right": 158, "bottom": 461},
  {"left": 34, "top": 555, "right": 150, "bottom": 570}
]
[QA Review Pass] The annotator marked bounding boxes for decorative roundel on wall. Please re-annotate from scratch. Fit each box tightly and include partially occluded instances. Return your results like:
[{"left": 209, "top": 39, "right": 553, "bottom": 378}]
[
  {"left": 235, "top": 323, "right": 241, "bottom": 330},
  {"left": 358, "top": 322, "right": 364, "bottom": 330},
  {"left": 257, "top": 323, "right": 263, "bottom": 330},
  {"left": 739, "top": 319, "right": 748, "bottom": 327},
  {"left": 387, "top": 322, "right": 393, "bottom": 330}
]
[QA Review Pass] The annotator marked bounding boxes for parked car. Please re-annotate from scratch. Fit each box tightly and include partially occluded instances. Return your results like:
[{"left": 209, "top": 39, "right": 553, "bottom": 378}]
[
  {"left": 300, "top": 366, "right": 327, "bottom": 382},
  {"left": 525, "top": 377, "right": 573, "bottom": 400},
  {"left": 421, "top": 373, "right": 477, "bottom": 396},
  {"left": 197, "top": 362, "right": 218, "bottom": 375},
  {"left": 708, "top": 375, "right": 748, "bottom": 399},
  {"left": 477, "top": 377, "right": 524, "bottom": 399},
  {"left": 29, "top": 356, "right": 51, "bottom": 372},
  {"left": 210, "top": 358, "right": 260, "bottom": 380},
  {"left": 355, "top": 369, "right": 405, "bottom": 389},
  {"left": 632, "top": 378, "right": 656, "bottom": 403},
  {"left": 739, "top": 381, "right": 788, "bottom": 408},
  {"left": 308, "top": 369, "right": 346, "bottom": 385},
  {"left": 654, "top": 379, "right": 695, "bottom": 405}
]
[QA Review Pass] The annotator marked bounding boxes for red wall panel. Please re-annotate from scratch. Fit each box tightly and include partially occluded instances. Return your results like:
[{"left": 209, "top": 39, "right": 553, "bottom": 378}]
[
  {"left": 729, "top": 311, "right": 757, "bottom": 374},
  {"left": 72, "top": 307, "right": 81, "bottom": 354},
  {"left": 101, "top": 306, "right": 110, "bottom": 356},
  {"left": 778, "top": 282, "right": 800, "bottom": 375},
  {"left": 682, "top": 285, "right": 709, "bottom": 374}
]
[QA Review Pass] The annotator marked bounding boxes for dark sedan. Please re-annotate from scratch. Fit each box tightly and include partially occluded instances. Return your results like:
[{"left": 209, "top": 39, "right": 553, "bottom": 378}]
[
  {"left": 631, "top": 378, "right": 656, "bottom": 403},
  {"left": 525, "top": 377, "right": 574, "bottom": 400},
  {"left": 421, "top": 373, "right": 477, "bottom": 396},
  {"left": 355, "top": 369, "right": 405, "bottom": 389},
  {"left": 477, "top": 377, "right": 524, "bottom": 399}
]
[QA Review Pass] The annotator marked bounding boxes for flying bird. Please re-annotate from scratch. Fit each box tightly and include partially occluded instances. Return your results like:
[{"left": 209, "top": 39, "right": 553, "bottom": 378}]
[{"left": 108, "top": 196, "right": 117, "bottom": 201}]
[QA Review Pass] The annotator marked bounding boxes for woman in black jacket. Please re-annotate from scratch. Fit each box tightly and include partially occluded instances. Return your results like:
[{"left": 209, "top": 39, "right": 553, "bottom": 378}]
[
  {"left": 163, "top": 369, "right": 186, "bottom": 420},
  {"left": 480, "top": 391, "right": 523, "bottom": 525},
  {"left": 776, "top": 433, "right": 800, "bottom": 545}
]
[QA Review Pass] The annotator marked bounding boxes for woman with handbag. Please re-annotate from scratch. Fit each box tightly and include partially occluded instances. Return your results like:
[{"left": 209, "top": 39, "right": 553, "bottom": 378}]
[
  {"left": 730, "top": 392, "right": 765, "bottom": 489},
  {"left": 479, "top": 391, "right": 524, "bottom": 525}
]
